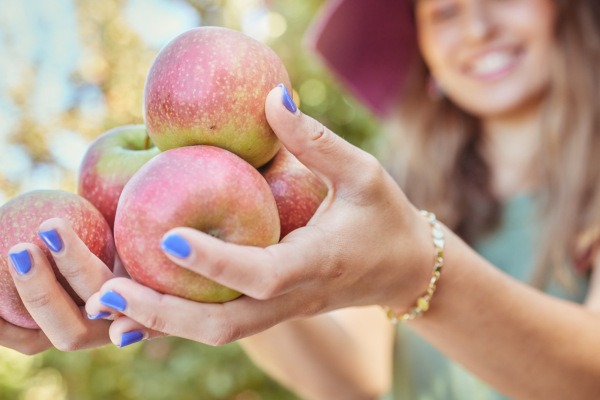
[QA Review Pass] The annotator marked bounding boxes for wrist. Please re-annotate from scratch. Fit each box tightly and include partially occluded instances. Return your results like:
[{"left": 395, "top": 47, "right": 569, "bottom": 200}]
[{"left": 382, "top": 210, "right": 445, "bottom": 323}]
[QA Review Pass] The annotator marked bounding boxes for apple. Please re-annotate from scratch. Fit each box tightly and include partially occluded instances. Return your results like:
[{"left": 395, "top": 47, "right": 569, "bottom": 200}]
[
  {"left": 0, "top": 190, "right": 115, "bottom": 329},
  {"left": 114, "top": 145, "right": 280, "bottom": 302},
  {"left": 144, "top": 26, "right": 291, "bottom": 168},
  {"left": 260, "top": 147, "right": 328, "bottom": 240},
  {"left": 78, "top": 124, "right": 161, "bottom": 229}
]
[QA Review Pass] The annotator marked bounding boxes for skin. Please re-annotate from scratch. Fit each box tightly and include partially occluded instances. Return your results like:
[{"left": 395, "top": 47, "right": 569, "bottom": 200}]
[
  {"left": 6, "top": 1, "right": 600, "bottom": 398},
  {"left": 416, "top": 0, "right": 556, "bottom": 120},
  {"left": 416, "top": 0, "right": 558, "bottom": 198}
]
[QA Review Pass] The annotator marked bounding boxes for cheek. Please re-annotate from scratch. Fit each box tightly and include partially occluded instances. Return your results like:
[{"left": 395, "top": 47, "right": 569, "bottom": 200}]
[
  {"left": 511, "top": 0, "right": 557, "bottom": 28},
  {"left": 418, "top": 28, "right": 462, "bottom": 78}
]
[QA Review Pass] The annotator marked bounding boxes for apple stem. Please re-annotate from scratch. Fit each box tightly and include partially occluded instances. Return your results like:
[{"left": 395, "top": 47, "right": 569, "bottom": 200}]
[{"left": 144, "top": 134, "right": 151, "bottom": 150}]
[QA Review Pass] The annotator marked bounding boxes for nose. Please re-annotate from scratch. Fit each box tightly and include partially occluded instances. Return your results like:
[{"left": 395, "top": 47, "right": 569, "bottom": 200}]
[{"left": 463, "top": 1, "right": 496, "bottom": 43}]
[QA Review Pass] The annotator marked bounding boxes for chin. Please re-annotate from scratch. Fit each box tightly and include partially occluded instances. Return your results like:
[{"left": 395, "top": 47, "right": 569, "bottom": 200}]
[{"left": 448, "top": 86, "right": 547, "bottom": 120}]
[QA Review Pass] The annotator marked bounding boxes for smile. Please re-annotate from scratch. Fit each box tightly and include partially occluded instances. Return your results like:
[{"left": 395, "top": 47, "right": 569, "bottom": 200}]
[{"left": 466, "top": 48, "right": 522, "bottom": 81}]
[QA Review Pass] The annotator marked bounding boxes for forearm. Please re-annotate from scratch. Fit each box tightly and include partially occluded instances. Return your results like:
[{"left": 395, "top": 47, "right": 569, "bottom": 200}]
[
  {"left": 240, "top": 306, "right": 393, "bottom": 400},
  {"left": 410, "top": 228, "right": 600, "bottom": 399}
]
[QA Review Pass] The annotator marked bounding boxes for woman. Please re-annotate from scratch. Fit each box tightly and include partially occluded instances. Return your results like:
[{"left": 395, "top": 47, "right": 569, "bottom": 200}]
[{"left": 6, "top": 0, "right": 600, "bottom": 398}]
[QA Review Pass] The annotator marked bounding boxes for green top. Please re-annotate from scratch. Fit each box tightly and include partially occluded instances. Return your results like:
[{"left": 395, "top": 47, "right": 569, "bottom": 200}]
[{"left": 389, "top": 194, "right": 589, "bottom": 400}]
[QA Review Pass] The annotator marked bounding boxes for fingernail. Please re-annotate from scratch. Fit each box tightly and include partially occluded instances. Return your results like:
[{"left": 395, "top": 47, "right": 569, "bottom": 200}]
[
  {"left": 100, "top": 290, "right": 127, "bottom": 312},
  {"left": 9, "top": 250, "right": 32, "bottom": 275},
  {"left": 87, "top": 311, "right": 111, "bottom": 320},
  {"left": 161, "top": 234, "right": 191, "bottom": 258},
  {"left": 38, "top": 229, "right": 63, "bottom": 252},
  {"left": 278, "top": 83, "right": 297, "bottom": 113},
  {"left": 120, "top": 330, "right": 144, "bottom": 347}
]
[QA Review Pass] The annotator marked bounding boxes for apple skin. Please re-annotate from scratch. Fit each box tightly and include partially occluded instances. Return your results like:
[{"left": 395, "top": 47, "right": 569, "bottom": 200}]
[
  {"left": 260, "top": 148, "right": 328, "bottom": 240},
  {"left": 144, "top": 26, "right": 291, "bottom": 168},
  {"left": 0, "top": 190, "right": 115, "bottom": 329},
  {"left": 114, "top": 145, "right": 280, "bottom": 303},
  {"left": 78, "top": 124, "right": 161, "bottom": 229}
]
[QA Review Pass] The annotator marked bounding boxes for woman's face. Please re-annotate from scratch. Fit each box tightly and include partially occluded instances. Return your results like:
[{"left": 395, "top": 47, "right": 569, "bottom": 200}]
[{"left": 415, "top": 0, "right": 557, "bottom": 118}]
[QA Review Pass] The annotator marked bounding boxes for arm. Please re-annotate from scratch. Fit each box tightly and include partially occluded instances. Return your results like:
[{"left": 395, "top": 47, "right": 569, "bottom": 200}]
[
  {"left": 85, "top": 85, "right": 600, "bottom": 399},
  {"left": 405, "top": 228, "right": 600, "bottom": 399},
  {"left": 239, "top": 306, "right": 393, "bottom": 400}
]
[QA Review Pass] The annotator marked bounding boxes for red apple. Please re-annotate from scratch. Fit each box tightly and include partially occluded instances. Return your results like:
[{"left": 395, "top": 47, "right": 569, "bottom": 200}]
[
  {"left": 144, "top": 26, "right": 291, "bottom": 168},
  {"left": 78, "top": 124, "right": 161, "bottom": 229},
  {"left": 260, "top": 148, "right": 328, "bottom": 240},
  {"left": 0, "top": 190, "right": 115, "bottom": 329},
  {"left": 114, "top": 145, "right": 280, "bottom": 302}
]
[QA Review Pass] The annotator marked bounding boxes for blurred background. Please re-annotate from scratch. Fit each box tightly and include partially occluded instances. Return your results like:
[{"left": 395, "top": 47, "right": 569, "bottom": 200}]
[{"left": 0, "top": 0, "right": 380, "bottom": 398}]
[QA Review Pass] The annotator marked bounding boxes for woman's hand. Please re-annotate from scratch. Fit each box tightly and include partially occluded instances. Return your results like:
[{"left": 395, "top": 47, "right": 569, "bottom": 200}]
[
  {"left": 3, "top": 218, "right": 153, "bottom": 354},
  {"left": 85, "top": 85, "right": 434, "bottom": 346}
]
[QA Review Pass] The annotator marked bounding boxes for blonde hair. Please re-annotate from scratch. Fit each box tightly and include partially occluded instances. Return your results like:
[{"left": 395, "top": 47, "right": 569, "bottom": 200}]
[{"left": 384, "top": 0, "right": 600, "bottom": 290}]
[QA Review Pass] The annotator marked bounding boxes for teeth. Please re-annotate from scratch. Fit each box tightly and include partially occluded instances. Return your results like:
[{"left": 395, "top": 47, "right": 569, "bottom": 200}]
[{"left": 471, "top": 52, "right": 513, "bottom": 76}]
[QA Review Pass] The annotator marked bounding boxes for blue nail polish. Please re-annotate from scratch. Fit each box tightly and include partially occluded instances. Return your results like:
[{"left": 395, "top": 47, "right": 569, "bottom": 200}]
[
  {"left": 9, "top": 250, "right": 32, "bottom": 275},
  {"left": 87, "top": 311, "right": 111, "bottom": 320},
  {"left": 100, "top": 290, "right": 127, "bottom": 312},
  {"left": 120, "top": 330, "right": 144, "bottom": 347},
  {"left": 279, "top": 83, "right": 297, "bottom": 113},
  {"left": 38, "top": 229, "right": 63, "bottom": 252},
  {"left": 161, "top": 234, "right": 191, "bottom": 258}
]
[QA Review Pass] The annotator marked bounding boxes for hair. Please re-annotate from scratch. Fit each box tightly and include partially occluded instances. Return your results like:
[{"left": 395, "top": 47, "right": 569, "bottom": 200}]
[{"left": 383, "top": 0, "right": 600, "bottom": 290}]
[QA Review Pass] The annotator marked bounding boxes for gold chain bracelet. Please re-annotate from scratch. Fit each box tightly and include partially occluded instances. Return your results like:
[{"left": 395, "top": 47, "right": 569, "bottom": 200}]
[{"left": 382, "top": 210, "right": 445, "bottom": 324}]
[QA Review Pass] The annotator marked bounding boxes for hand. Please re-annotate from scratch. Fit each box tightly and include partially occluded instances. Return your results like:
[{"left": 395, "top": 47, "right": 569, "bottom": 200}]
[
  {"left": 3, "top": 218, "right": 150, "bottom": 354},
  {"left": 85, "top": 85, "right": 434, "bottom": 346}
]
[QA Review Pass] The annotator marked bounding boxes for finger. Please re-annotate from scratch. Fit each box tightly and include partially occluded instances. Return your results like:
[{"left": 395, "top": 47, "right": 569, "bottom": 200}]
[
  {"left": 0, "top": 318, "right": 51, "bottom": 355},
  {"left": 86, "top": 278, "right": 199, "bottom": 339},
  {"left": 88, "top": 277, "right": 302, "bottom": 346},
  {"left": 159, "top": 227, "right": 316, "bottom": 300},
  {"left": 108, "top": 317, "right": 167, "bottom": 348},
  {"left": 85, "top": 291, "right": 120, "bottom": 321},
  {"left": 8, "top": 243, "right": 110, "bottom": 351},
  {"left": 265, "top": 85, "right": 378, "bottom": 190},
  {"left": 38, "top": 218, "right": 114, "bottom": 301}
]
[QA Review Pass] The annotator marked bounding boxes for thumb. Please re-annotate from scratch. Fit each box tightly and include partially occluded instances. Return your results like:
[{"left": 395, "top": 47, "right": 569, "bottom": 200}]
[{"left": 265, "top": 84, "right": 375, "bottom": 189}]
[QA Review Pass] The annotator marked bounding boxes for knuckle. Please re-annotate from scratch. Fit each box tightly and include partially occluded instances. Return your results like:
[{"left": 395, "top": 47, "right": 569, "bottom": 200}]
[
  {"left": 144, "top": 312, "right": 168, "bottom": 333},
  {"left": 16, "top": 344, "right": 44, "bottom": 356},
  {"left": 53, "top": 329, "right": 87, "bottom": 352},
  {"left": 296, "top": 296, "right": 326, "bottom": 318},
  {"left": 254, "top": 272, "right": 284, "bottom": 300},
  {"left": 330, "top": 266, "right": 345, "bottom": 283},
  {"left": 308, "top": 118, "right": 328, "bottom": 142},
  {"left": 345, "top": 154, "right": 387, "bottom": 202},
  {"left": 206, "top": 256, "right": 228, "bottom": 281},
  {"left": 53, "top": 340, "right": 74, "bottom": 352},
  {"left": 359, "top": 153, "right": 385, "bottom": 183},
  {"left": 139, "top": 294, "right": 169, "bottom": 333},
  {"left": 20, "top": 347, "right": 42, "bottom": 356},
  {"left": 308, "top": 120, "right": 339, "bottom": 156},
  {"left": 210, "top": 322, "right": 241, "bottom": 346},
  {"left": 21, "top": 290, "right": 53, "bottom": 310},
  {"left": 56, "top": 246, "right": 96, "bottom": 281}
]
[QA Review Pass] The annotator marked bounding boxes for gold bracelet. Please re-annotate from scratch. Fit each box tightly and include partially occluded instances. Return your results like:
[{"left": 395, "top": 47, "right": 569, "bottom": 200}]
[{"left": 382, "top": 210, "right": 445, "bottom": 324}]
